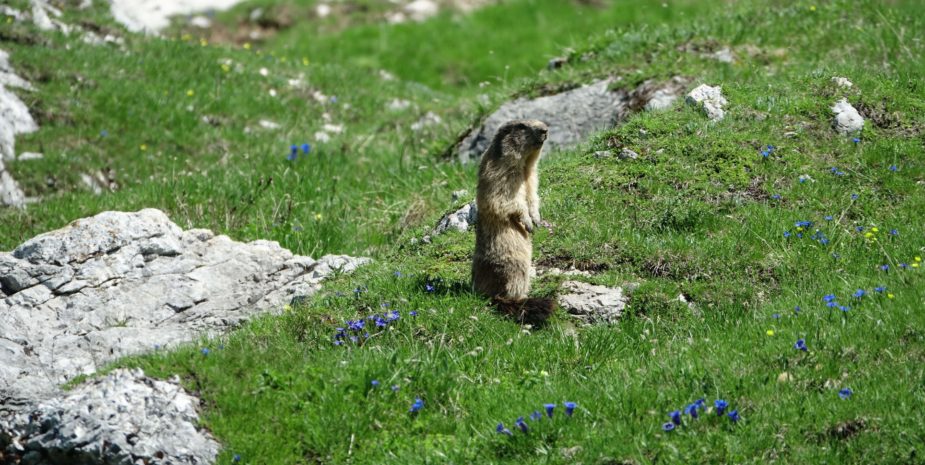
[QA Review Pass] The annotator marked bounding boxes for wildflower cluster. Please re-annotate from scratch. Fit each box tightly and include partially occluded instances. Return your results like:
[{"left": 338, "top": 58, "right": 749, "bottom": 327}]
[
  {"left": 495, "top": 402, "right": 577, "bottom": 437},
  {"left": 331, "top": 306, "right": 417, "bottom": 346},
  {"left": 783, "top": 220, "right": 829, "bottom": 245},
  {"left": 759, "top": 144, "right": 776, "bottom": 158},
  {"left": 287, "top": 143, "right": 312, "bottom": 161},
  {"left": 662, "top": 398, "right": 739, "bottom": 432}
]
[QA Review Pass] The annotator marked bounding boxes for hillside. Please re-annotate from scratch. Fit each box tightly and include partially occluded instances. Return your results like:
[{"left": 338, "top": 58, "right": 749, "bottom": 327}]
[{"left": 2, "top": 0, "right": 925, "bottom": 463}]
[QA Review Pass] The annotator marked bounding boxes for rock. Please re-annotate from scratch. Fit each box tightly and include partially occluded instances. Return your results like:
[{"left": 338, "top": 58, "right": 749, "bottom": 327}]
[
  {"left": 685, "top": 84, "right": 727, "bottom": 121},
  {"left": 619, "top": 148, "right": 639, "bottom": 160},
  {"left": 457, "top": 77, "right": 688, "bottom": 162},
  {"left": 404, "top": 0, "right": 439, "bottom": 21},
  {"left": 0, "top": 209, "right": 370, "bottom": 415},
  {"left": 433, "top": 201, "right": 477, "bottom": 235},
  {"left": 711, "top": 47, "right": 735, "bottom": 63},
  {"left": 110, "top": 0, "right": 245, "bottom": 34},
  {"left": 189, "top": 14, "right": 212, "bottom": 28},
  {"left": 388, "top": 98, "right": 412, "bottom": 111},
  {"left": 593, "top": 151, "right": 611, "bottom": 159},
  {"left": 16, "top": 152, "right": 42, "bottom": 161},
  {"left": 557, "top": 281, "right": 628, "bottom": 324},
  {"left": 831, "top": 76, "right": 853, "bottom": 89},
  {"left": 547, "top": 56, "right": 567, "bottom": 70},
  {"left": 315, "top": 3, "right": 332, "bottom": 18},
  {"left": 0, "top": 369, "right": 220, "bottom": 465},
  {"left": 831, "top": 98, "right": 864, "bottom": 134},
  {"left": 644, "top": 89, "right": 678, "bottom": 111},
  {"left": 1, "top": 49, "right": 38, "bottom": 207},
  {"left": 258, "top": 119, "right": 281, "bottom": 130}
]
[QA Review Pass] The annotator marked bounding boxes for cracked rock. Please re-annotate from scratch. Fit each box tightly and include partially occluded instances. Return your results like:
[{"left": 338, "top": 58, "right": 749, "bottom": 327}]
[
  {"left": 557, "top": 281, "right": 628, "bottom": 324},
  {"left": 432, "top": 201, "right": 478, "bottom": 235},
  {"left": 0, "top": 209, "right": 369, "bottom": 418},
  {"left": 686, "top": 84, "right": 727, "bottom": 121},
  {"left": 831, "top": 98, "right": 864, "bottom": 134},
  {"left": 0, "top": 369, "right": 220, "bottom": 465}
]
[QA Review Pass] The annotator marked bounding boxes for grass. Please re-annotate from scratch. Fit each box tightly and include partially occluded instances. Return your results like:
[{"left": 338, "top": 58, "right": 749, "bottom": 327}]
[{"left": 4, "top": 0, "right": 925, "bottom": 463}]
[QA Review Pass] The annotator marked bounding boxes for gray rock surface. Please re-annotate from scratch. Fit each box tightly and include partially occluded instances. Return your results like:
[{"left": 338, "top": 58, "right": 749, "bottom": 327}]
[
  {"left": 1, "top": 369, "right": 220, "bottom": 465},
  {"left": 557, "top": 281, "right": 628, "bottom": 324},
  {"left": 686, "top": 84, "right": 727, "bottom": 121},
  {"left": 644, "top": 89, "right": 678, "bottom": 111},
  {"left": 831, "top": 98, "right": 864, "bottom": 134},
  {"left": 432, "top": 201, "right": 478, "bottom": 235},
  {"left": 457, "top": 77, "right": 688, "bottom": 162},
  {"left": 1, "top": 49, "right": 37, "bottom": 207},
  {"left": 831, "top": 76, "right": 854, "bottom": 89},
  {"left": 0, "top": 209, "right": 369, "bottom": 414}
]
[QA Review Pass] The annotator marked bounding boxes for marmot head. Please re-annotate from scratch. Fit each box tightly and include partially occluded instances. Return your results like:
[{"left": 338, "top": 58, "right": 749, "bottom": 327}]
[{"left": 489, "top": 119, "right": 548, "bottom": 162}]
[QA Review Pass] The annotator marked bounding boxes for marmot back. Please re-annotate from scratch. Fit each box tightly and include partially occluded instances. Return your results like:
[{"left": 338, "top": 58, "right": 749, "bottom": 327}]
[{"left": 472, "top": 119, "right": 555, "bottom": 325}]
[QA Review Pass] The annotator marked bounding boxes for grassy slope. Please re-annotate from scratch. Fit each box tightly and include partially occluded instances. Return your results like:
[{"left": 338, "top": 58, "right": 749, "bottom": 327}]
[{"left": 6, "top": 0, "right": 925, "bottom": 463}]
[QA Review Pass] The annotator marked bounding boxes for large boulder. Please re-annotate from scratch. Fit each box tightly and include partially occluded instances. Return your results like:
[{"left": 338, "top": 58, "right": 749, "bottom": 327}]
[
  {"left": 456, "top": 77, "right": 688, "bottom": 163},
  {"left": 0, "top": 209, "right": 369, "bottom": 452}
]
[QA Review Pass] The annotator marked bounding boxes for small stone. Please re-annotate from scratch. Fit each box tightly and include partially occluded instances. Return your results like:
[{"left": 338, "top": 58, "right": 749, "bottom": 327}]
[
  {"left": 189, "top": 15, "right": 211, "bottom": 28},
  {"left": 547, "top": 56, "right": 567, "bottom": 70},
  {"left": 831, "top": 76, "right": 853, "bottom": 89},
  {"left": 404, "top": 0, "right": 438, "bottom": 21},
  {"left": 778, "top": 372, "right": 793, "bottom": 383},
  {"left": 618, "top": 148, "right": 639, "bottom": 160},
  {"left": 593, "top": 150, "right": 611, "bottom": 159},
  {"left": 387, "top": 98, "right": 412, "bottom": 111},
  {"left": 17, "top": 152, "right": 43, "bottom": 161},
  {"left": 315, "top": 3, "right": 331, "bottom": 18},
  {"left": 258, "top": 119, "right": 280, "bottom": 130},
  {"left": 831, "top": 98, "right": 864, "bottom": 134},
  {"left": 685, "top": 84, "right": 727, "bottom": 121},
  {"left": 711, "top": 47, "right": 735, "bottom": 63},
  {"left": 557, "top": 281, "right": 627, "bottom": 324},
  {"left": 432, "top": 201, "right": 478, "bottom": 235}
]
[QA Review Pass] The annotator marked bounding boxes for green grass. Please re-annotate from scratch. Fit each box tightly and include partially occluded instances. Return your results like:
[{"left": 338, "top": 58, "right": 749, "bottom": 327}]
[{"left": 5, "top": 0, "right": 925, "bottom": 463}]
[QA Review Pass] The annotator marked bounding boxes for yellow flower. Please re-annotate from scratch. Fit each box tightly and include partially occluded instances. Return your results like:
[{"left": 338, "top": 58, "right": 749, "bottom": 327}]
[
  {"left": 221, "top": 64, "right": 230, "bottom": 73},
  {"left": 887, "top": 293, "right": 895, "bottom": 299},
  {"left": 314, "top": 213, "right": 323, "bottom": 221},
  {"left": 871, "top": 227, "right": 879, "bottom": 233},
  {"left": 809, "top": 5, "right": 816, "bottom": 11},
  {"left": 796, "top": 227, "right": 804, "bottom": 232},
  {"left": 181, "top": 33, "right": 191, "bottom": 41},
  {"left": 766, "top": 330, "right": 775, "bottom": 336},
  {"left": 243, "top": 42, "right": 251, "bottom": 50},
  {"left": 302, "top": 57, "right": 310, "bottom": 66},
  {"left": 915, "top": 256, "right": 922, "bottom": 262},
  {"left": 6, "top": 17, "right": 11, "bottom": 23},
  {"left": 186, "top": 89, "right": 194, "bottom": 97},
  {"left": 913, "top": 263, "right": 921, "bottom": 268},
  {"left": 200, "top": 38, "right": 208, "bottom": 47},
  {"left": 284, "top": 304, "right": 292, "bottom": 313},
  {"left": 864, "top": 232, "right": 873, "bottom": 238},
  {"left": 140, "top": 144, "right": 147, "bottom": 151}
]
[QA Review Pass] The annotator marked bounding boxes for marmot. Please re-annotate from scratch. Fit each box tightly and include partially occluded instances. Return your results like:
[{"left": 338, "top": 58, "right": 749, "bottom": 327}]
[{"left": 472, "top": 119, "right": 556, "bottom": 325}]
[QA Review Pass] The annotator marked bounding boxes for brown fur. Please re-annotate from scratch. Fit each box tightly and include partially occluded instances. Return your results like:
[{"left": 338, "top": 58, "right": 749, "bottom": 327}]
[{"left": 472, "top": 119, "right": 556, "bottom": 325}]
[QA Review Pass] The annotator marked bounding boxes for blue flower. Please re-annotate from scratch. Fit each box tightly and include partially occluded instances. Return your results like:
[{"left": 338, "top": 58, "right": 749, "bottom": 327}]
[
  {"left": 874, "top": 286, "right": 886, "bottom": 293},
  {"left": 544, "top": 403, "right": 556, "bottom": 418},
  {"left": 233, "top": 454, "right": 241, "bottom": 462},
  {"left": 662, "top": 422, "right": 676, "bottom": 432},
  {"left": 889, "top": 229, "right": 899, "bottom": 236},
  {"left": 371, "top": 380, "right": 380, "bottom": 387},
  {"left": 425, "top": 283, "right": 436, "bottom": 292},
  {"left": 530, "top": 410, "right": 543, "bottom": 421},
  {"left": 823, "top": 294, "right": 836, "bottom": 303},
  {"left": 374, "top": 317, "right": 387, "bottom": 328},
  {"left": 889, "top": 165, "right": 898, "bottom": 172},
  {"left": 880, "top": 264, "right": 890, "bottom": 271},
  {"left": 409, "top": 398, "right": 424, "bottom": 413},
  {"left": 684, "top": 403, "right": 699, "bottom": 419},
  {"left": 761, "top": 150, "right": 770, "bottom": 158},
  {"left": 767, "top": 144, "right": 776, "bottom": 151},
  {"left": 515, "top": 416, "right": 529, "bottom": 433},
  {"left": 772, "top": 313, "right": 781, "bottom": 320},
  {"left": 670, "top": 410, "right": 681, "bottom": 425},
  {"left": 695, "top": 398, "right": 706, "bottom": 408},
  {"left": 839, "top": 388, "right": 853, "bottom": 399},
  {"left": 795, "top": 220, "right": 813, "bottom": 228},
  {"left": 333, "top": 340, "right": 343, "bottom": 346},
  {"left": 301, "top": 143, "right": 311, "bottom": 155},
  {"left": 727, "top": 409, "right": 740, "bottom": 423},
  {"left": 900, "top": 263, "right": 909, "bottom": 269},
  {"left": 496, "top": 423, "right": 513, "bottom": 436},
  {"left": 386, "top": 310, "right": 400, "bottom": 321},
  {"left": 794, "top": 339, "right": 807, "bottom": 351},
  {"left": 794, "top": 306, "right": 801, "bottom": 314},
  {"left": 852, "top": 137, "right": 860, "bottom": 144},
  {"left": 100, "top": 130, "right": 109, "bottom": 138},
  {"left": 851, "top": 193, "right": 859, "bottom": 200},
  {"left": 393, "top": 271, "right": 403, "bottom": 277},
  {"left": 838, "top": 305, "right": 850, "bottom": 312},
  {"left": 856, "top": 226, "right": 864, "bottom": 232},
  {"left": 783, "top": 231, "right": 791, "bottom": 238},
  {"left": 853, "top": 289, "right": 866, "bottom": 299},
  {"left": 714, "top": 399, "right": 728, "bottom": 415},
  {"left": 827, "top": 301, "right": 838, "bottom": 308},
  {"left": 771, "top": 194, "right": 782, "bottom": 200},
  {"left": 824, "top": 215, "right": 834, "bottom": 221},
  {"left": 201, "top": 347, "right": 210, "bottom": 356},
  {"left": 391, "top": 385, "right": 400, "bottom": 392},
  {"left": 564, "top": 401, "right": 577, "bottom": 417},
  {"left": 347, "top": 320, "right": 365, "bottom": 331}
]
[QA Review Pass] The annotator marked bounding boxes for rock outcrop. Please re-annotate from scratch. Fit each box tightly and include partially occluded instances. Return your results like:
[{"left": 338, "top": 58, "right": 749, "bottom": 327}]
[
  {"left": 685, "top": 84, "right": 727, "bottom": 121},
  {"left": 457, "top": 77, "right": 688, "bottom": 162},
  {"left": 557, "top": 281, "right": 629, "bottom": 324},
  {"left": 0, "top": 209, "right": 369, "bottom": 463},
  {"left": 0, "top": 49, "right": 37, "bottom": 207}
]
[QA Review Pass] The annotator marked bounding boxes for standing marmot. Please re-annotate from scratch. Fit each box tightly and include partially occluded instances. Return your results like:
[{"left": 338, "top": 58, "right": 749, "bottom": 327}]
[{"left": 472, "top": 119, "right": 556, "bottom": 325}]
